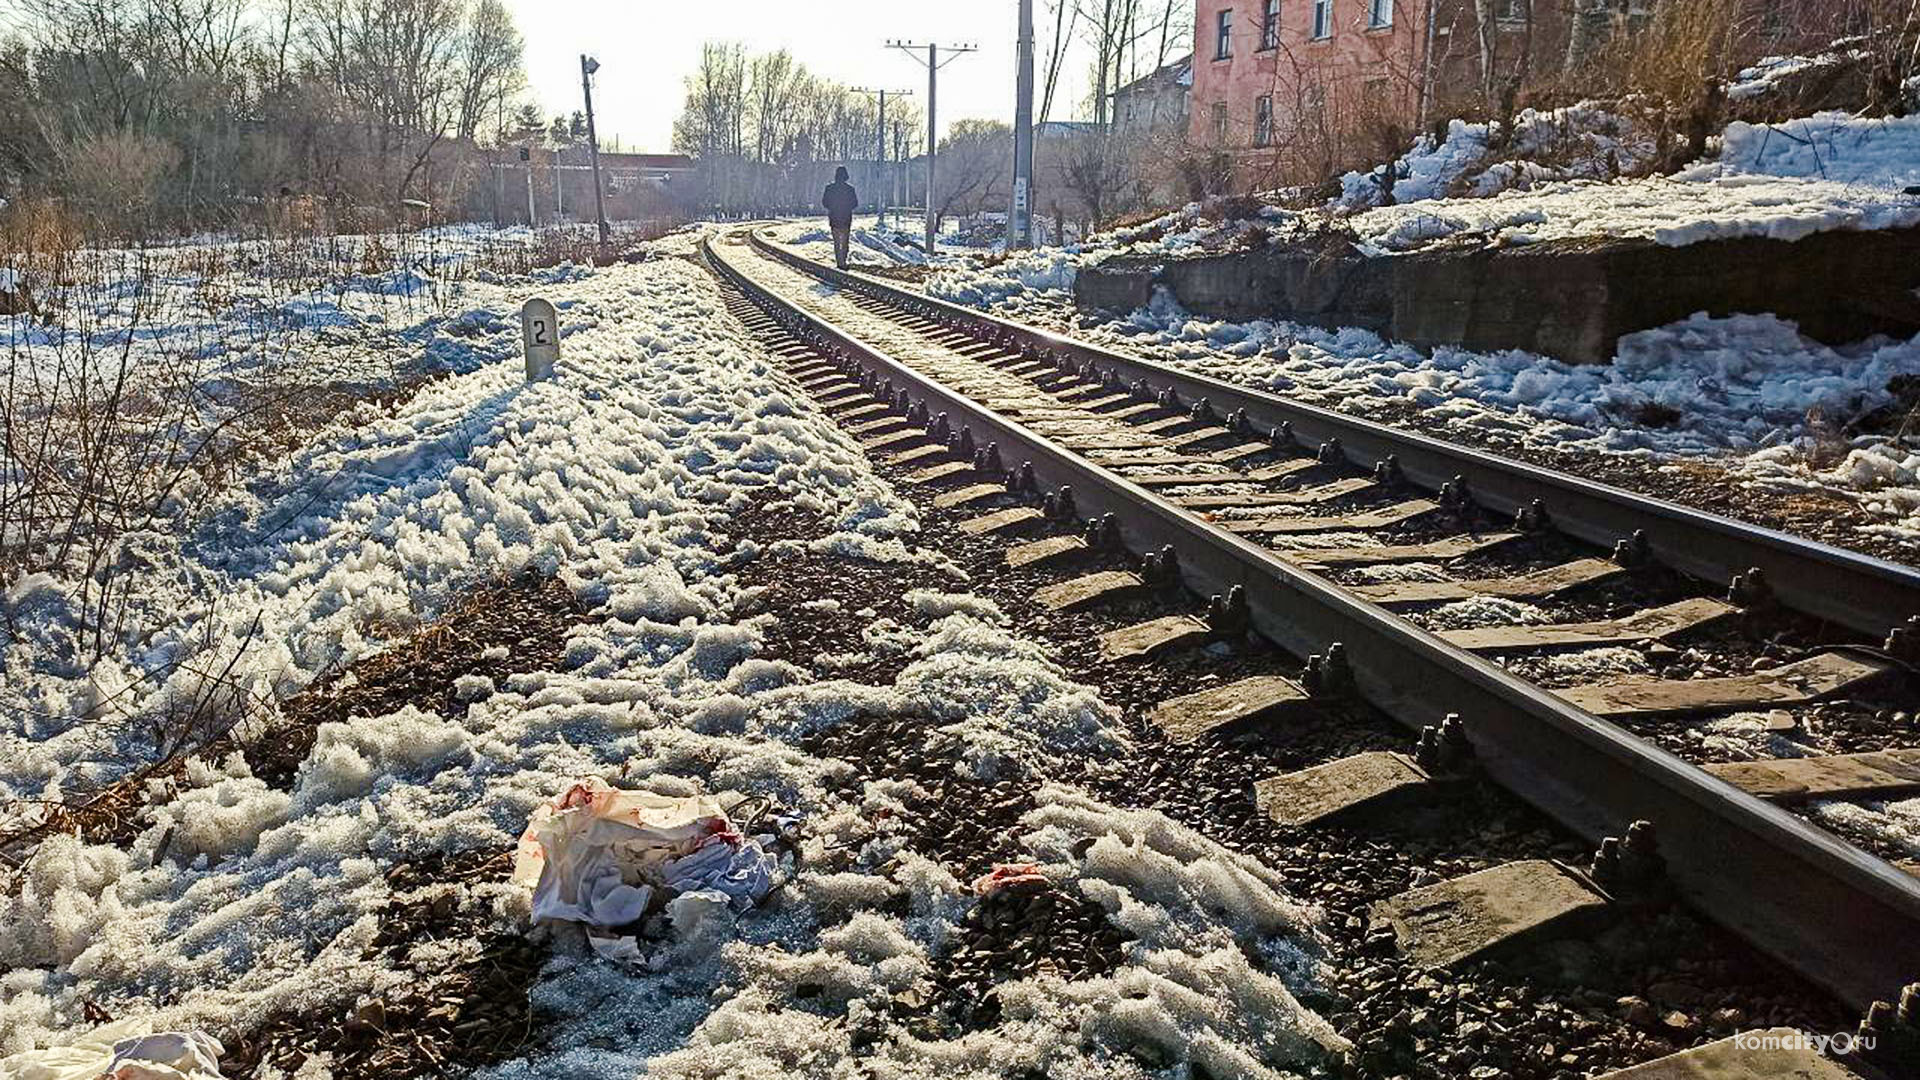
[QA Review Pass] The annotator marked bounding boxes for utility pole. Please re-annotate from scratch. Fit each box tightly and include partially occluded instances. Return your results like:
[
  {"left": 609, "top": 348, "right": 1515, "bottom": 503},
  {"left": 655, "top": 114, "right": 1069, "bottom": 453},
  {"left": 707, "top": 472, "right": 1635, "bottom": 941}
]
[
  {"left": 521, "top": 147, "right": 536, "bottom": 226},
  {"left": 889, "top": 39, "right": 975, "bottom": 257},
  {"left": 853, "top": 88, "right": 912, "bottom": 230},
  {"left": 580, "top": 54, "right": 610, "bottom": 245},
  {"left": 1010, "top": 0, "right": 1035, "bottom": 247}
]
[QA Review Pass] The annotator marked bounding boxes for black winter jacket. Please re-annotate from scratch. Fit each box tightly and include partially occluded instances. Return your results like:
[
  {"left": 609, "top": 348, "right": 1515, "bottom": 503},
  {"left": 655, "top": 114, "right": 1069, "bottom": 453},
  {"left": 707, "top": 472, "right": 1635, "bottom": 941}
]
[{"left": 822, "top": 181, "right": 857, "bottom": 227}]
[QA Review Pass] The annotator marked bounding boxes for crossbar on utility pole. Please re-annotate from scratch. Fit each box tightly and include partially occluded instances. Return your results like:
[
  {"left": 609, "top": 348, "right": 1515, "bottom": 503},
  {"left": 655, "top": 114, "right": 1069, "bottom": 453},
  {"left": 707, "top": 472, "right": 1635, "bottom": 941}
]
[
  {"left": 580, "top": 54, "right": 610, "bottom": 245},
  {"left": 853, "top": 88, "right": 912, "bottom": 231},
  {"left": 888, "top": 40, "right": 976, "bottom": 258}
]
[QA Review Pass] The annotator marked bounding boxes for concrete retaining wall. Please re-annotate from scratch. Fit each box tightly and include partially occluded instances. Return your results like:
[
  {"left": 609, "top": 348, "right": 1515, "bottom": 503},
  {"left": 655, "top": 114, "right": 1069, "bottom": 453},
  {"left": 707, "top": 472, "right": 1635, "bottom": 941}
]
[{"left": 1074, "top": 226, "right": 1920, "bottom": 364}]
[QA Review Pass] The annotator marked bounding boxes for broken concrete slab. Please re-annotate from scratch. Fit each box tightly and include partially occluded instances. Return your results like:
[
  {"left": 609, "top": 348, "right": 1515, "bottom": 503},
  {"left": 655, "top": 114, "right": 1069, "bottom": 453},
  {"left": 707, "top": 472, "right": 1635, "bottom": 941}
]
[
  {"left": 1033, "top": 570, "right": 1144, "bottom": 612},
  {"left": 1150, "top": 676, "right": 1312, "bottom": 743},
  {"left": 1704, "top": 749, "right": 1920, "bottom": 803},
  {"left": 859, "top": 429, "right": 929, "bottom": 452},
  {"left": 1591, "top": 1028, "right": 1863, "bottom": 1079},
  {"left": 1254, "top": 751, "right": 1434, "bottom": 828},
  {"left": 1121, "top": 469, "right": 1247, "bottom": 487},
  {"left": 1065, "top": 391, "right": 1135, "bottom": 410},
  {"left": 848, "top": 417, "right": 912, "bottom": 438},
  {"left": 1055, "top": 431, "right": 1166, "bottom": 451},
  {"left": 1285, "top": 533, "right": 1522, "bottom": 568},
  {"left": 1172, "top": 477, "right": 1377, "bottom": 510},
  {"left": 1163, "top": 426, "right": 1234, "bottom": 450},
  {"left": 815, "top": 384, "right": 867, "bottom": 403},
  {"left": 1222, "top": 499, "right": 1437, "bottom": 535},
  {"left": 933, "top": 483, "right": 1009, "bottom": 509},
  {"left": 1371, "top": 859, "right": 1611, "bottom": 969},
  {"left": 904, "top": 460, "right": 977, "bottom": 484},
  {"left": 1005, "top": 535, "right": 1089, "bottom": 569},
  {"left": 959, "top": 507, "right": 1046, "bottom": 536},
  {"left": 1436, "top": 598, "right": 1736, "bottom": 652},
  {"left": 1099, "top": 615, "right": 1211, "bottom": 661},
  {"left": 831, "top": 401, "right": 892, "bottom": 422},
  {"left": 1132, "top": 415, "right": 1199, "bottom": 435},
  {"left": 1244, "top": 459, "right": 1324, "bottom": 483},
  {"left": 1350, "top": 557, "right": 1626, "bottom": 606},
  {"left": 884, "top": 444, "right": 951, "bottom": 467},
  {"left": 1559, "top": 653, "right": 1897, "bottom": 718},
  {"left": 1205, "top": 441, "right": 1280, "bottom": 464},
  {"left": 1085, "top": 448, "right": 1208, "bottom": 467}
]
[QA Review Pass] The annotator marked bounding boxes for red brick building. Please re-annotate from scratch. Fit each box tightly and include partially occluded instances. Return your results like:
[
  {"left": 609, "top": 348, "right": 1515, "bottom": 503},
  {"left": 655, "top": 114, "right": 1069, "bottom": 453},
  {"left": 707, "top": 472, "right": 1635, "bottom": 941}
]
[{"left": 1188, "top": 0, "right": 1860, "bottom": 187}]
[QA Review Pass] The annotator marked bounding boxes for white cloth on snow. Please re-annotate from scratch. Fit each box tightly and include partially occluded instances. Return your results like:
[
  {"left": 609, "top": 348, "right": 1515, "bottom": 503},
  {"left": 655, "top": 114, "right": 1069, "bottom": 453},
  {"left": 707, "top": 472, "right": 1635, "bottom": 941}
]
[
  {"left": 0, "top": 1021, "right": 224, "bottom": 1080},
  {"left": 512, "top": 777, "right": 775, "bottom": 944}
]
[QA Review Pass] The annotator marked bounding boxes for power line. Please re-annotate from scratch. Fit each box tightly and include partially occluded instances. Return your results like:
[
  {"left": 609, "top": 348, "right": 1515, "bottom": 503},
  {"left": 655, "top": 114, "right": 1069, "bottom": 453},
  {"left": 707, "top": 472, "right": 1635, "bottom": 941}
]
[{"left": 887, "top": 40, "right": 977, "bottom": 258}]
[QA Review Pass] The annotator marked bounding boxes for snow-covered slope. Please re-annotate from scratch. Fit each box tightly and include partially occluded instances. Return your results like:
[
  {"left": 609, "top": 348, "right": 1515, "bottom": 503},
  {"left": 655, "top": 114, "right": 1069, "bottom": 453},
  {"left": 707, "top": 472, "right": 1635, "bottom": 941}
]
[
  {"left": 1347, "top": 110, "right": 1920, "bottom": 252},
  {"left": 1336, "top": 102, "right": 1660, "bottom": 208},
  {"left": 0, "top": 237, "right": 1344, "bottom": 1076}
]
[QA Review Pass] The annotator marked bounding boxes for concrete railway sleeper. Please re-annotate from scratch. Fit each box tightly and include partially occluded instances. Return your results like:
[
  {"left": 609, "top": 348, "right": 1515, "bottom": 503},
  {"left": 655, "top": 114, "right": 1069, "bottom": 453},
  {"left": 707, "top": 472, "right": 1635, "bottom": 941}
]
[{"left": 702, "top": 231, "right": 1920, "bottom": 1058}]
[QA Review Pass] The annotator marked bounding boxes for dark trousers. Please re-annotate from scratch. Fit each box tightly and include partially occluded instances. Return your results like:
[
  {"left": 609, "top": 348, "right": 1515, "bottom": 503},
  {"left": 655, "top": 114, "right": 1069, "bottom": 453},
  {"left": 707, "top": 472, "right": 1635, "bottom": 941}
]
[{"left": 830, "top": 223, "right": 852, "bottom": 268}]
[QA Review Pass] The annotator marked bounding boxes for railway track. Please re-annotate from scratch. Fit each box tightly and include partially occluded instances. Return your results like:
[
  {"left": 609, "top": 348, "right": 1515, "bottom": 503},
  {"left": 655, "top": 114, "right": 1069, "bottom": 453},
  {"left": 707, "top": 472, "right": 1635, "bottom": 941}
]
[{"left": 698, "top": 227, "right": 1920, "bottom": 1036}]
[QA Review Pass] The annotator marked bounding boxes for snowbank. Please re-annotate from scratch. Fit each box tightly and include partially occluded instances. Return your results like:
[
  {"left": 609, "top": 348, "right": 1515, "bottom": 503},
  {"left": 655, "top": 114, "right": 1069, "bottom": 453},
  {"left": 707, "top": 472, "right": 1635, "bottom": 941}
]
[
  {"left": 1337, "top": 102, "right": 1658, "bottom": 208},
  {"left": 1, "top": 233, "right": 1342, "bottom": 1077},
  {"left": 1716, "top": 111, "right": 1920, "bottom": 190},
  {"left": 1345, "top": 110, "right": 1920, "bottom": 252}
]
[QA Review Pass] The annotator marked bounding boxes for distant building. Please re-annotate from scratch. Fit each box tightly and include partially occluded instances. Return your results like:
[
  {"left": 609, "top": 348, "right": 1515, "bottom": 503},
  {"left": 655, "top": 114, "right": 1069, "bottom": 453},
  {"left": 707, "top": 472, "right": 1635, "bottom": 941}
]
[
  {"left": 543, "top": 148, "right": 694, "bottom": 221},
  {"left": 1036, "top": 121, "right": 1105, "bottom": 140},
  {"left": 1112, "top": 54, "right": 1193, "bottom": 141},
  {"left": 1187, "top": 0, "right": 1853, "bottom": 186}
]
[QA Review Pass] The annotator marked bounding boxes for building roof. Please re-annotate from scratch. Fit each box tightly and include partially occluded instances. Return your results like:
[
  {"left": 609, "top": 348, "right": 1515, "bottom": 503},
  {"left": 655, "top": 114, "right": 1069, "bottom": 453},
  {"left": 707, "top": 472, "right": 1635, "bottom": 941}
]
[
  {"left": 1115, "top": 53, "right": 1194, "bottom": 99},
  {"left": 553, "top": 148, "right": 694, "bottom": 170},
  {"left": 1037, "top": 121, "right": 1105, "bottom": 138}
]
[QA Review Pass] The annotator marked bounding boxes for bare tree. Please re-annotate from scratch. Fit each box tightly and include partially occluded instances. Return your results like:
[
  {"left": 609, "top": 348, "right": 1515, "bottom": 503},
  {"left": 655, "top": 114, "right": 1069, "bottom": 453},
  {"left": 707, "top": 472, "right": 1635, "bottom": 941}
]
[
  {"left": 932, "top": 119, "right": 1012, "bottom": 226},
  {"left": 452, "top": 0, "right": 525, "bottom": 144}
]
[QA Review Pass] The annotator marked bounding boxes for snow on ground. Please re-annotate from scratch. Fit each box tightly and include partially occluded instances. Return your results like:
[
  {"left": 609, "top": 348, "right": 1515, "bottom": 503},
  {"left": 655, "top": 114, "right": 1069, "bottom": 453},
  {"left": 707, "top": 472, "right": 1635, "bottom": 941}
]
[
  {"left": 1345, "top": 109, "right": 1920, "bottom": 252},
  {"left": 1808, "top": 797, "right": 1920, "bottom": 861},
  {"left": 1715, "top": 110, "right": 1920, "bottom": 190},
  {"left": 763, "top": 218, "right": 894, "bottom": 269},
  {"left": 1349, "top": 168, "right": 1920, "bottom": 251},
  {"left": 762, "top": 216, "right": 981, "bottom": 270},
  {"left": 1727, "top": 42, "right": 1871, "bottom": 102},
  {"left": 1337, "top": 101, "right": 1660, "bottom": 208},
  {"left": 0, "top": 232, "right": 1343, "bottom": 1076}
]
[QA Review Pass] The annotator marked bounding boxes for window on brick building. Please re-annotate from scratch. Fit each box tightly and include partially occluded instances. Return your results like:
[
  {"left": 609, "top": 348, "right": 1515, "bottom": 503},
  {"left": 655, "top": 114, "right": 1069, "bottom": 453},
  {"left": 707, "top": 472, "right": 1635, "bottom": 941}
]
[
  {"left": 1216, "top": 8, "right": 1233, "bottom": 59},
  {"left": 1253, "top": 95, "right": 1273, "bottom": 147},
  {"left": 1368, "top": 0, "right": 1392, "bottom": 26},
  {"left": 1211, "top": 102, "right": 1229, "bottom": 143},
  {"left": 1261, "top": 0, "right": 1280, "bottom": 48},
  {"left": 1311, "top": 0, "right": 1332, "bottom": 38}
]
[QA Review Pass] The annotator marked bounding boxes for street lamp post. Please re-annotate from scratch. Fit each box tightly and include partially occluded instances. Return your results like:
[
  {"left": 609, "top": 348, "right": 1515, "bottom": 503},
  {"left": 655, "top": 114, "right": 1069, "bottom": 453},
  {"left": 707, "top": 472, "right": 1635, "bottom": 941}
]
[{"left": 580, "top": 54, "right": 610, "bottom": 245}]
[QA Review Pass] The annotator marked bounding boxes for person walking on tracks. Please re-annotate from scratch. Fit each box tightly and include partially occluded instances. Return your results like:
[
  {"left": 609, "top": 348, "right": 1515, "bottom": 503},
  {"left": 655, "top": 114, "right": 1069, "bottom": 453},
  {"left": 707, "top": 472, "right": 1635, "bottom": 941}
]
[{"left": 822, "top": 166, "right": 858, "bottom": 269}]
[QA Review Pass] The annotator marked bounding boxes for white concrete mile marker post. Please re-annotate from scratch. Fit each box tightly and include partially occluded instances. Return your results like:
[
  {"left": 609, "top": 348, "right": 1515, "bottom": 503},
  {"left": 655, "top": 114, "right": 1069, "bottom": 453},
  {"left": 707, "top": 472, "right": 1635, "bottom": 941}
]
[{"left": 521, "top": 298, "right": 559, "bottom": 381}]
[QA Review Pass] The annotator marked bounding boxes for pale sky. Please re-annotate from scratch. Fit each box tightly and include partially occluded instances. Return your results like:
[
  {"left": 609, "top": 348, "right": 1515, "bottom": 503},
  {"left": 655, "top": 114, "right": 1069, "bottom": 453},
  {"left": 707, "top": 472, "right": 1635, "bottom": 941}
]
[{"left": 502, "top": 0, "right": 1108, "bottom": 152}]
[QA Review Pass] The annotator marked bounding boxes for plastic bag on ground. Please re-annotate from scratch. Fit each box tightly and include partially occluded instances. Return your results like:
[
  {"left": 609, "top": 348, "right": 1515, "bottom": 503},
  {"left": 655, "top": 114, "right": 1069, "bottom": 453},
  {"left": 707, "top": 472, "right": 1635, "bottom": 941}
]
[
  {"left": 0, "top": 1021, "right": 224, "bottom": 1080},
  {"left": 512, "top": 777, "right": 776, "bottom": 956},
  {"left": 971, "top": 862, "right": 1048, "bottom": 896}
]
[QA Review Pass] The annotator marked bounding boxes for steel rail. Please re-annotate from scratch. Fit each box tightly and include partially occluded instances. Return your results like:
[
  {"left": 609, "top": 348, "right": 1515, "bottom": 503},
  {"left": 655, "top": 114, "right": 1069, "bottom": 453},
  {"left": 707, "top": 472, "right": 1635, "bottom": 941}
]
[
  {"left": 748, "top": 229, "right": 1920, "bottom": 642},
  {"left": 706, "top": 232, "right": 1920, "bottom": 1012}
]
